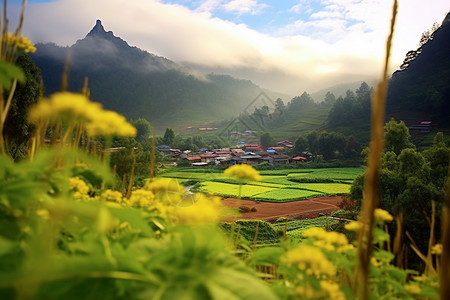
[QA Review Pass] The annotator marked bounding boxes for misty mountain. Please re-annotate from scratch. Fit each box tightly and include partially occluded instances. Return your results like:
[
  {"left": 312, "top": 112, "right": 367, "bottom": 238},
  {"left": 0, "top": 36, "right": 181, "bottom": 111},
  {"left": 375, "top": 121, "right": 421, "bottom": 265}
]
[
  {"left": 386, "top": 12, "right": 450, "bottom": 126},
  {"left": 310, "top": 79, "right": 376, "bottom": 103},
  {"left": 31, "top": 20, "right": 286, "bottom": 132}
]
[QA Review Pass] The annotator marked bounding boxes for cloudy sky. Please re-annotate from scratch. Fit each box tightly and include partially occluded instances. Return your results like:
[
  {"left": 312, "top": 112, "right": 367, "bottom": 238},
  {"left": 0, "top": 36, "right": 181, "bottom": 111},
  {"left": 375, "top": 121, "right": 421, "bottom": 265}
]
[{"left": 8, "top": 0, "right": 450, "bottom": 95}]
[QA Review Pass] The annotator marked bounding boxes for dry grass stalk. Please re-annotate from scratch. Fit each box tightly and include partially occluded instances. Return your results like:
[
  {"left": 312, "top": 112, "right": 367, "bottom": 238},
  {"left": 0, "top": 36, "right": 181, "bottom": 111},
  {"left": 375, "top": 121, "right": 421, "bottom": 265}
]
[
  {"left": 441, "top": 162, "right": 450, "bottom": 300},
  {"left": 354, "top": 1, "right": 397, "bottom": 299}
]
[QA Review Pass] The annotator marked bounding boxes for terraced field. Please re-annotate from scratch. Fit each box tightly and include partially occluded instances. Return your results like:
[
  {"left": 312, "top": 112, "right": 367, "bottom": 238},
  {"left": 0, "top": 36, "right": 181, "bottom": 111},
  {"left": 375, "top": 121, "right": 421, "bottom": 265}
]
[{"left": 159, "top": 167, "right": 364, "bottom": 202}]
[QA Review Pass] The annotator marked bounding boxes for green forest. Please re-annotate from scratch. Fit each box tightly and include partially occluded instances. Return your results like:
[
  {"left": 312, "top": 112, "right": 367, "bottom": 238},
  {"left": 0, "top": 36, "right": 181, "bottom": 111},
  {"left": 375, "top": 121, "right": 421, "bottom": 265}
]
[{"left": 1, "top": 1, "right": 450, "bottom": 300}]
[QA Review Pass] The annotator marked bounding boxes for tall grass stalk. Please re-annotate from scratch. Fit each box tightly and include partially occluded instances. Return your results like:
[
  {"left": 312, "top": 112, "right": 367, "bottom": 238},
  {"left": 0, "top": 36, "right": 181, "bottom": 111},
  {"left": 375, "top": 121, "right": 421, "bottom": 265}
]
[
  {"left": 441, "top": 161, "right": 450, "bottom": 300},
  {"left": 355, "top": 1, "right": 397, "bottom": 299}
]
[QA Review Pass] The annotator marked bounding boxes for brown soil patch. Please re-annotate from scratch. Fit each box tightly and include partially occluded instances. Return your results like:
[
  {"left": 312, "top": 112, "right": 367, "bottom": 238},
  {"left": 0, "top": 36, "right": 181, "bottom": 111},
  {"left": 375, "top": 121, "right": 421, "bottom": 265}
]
[{"left": 221, "top": 196, "right": 343, "bottom": 223}]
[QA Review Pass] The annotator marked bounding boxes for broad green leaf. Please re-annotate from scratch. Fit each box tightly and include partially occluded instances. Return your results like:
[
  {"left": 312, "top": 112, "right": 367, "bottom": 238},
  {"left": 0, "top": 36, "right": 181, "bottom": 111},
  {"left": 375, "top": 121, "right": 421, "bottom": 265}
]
[
  {"left": 207, "top": 267, "right": 278, "bottom": 300},
  {"left": 0, "top": 61, "right": 25, "bottom": 90}
]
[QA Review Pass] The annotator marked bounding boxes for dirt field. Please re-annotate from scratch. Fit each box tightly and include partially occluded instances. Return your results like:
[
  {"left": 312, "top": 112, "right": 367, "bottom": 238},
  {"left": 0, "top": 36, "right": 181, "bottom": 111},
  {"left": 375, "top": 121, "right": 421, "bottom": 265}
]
[{"left": 221, "top": 196, "right": 343, "bottom": 223}]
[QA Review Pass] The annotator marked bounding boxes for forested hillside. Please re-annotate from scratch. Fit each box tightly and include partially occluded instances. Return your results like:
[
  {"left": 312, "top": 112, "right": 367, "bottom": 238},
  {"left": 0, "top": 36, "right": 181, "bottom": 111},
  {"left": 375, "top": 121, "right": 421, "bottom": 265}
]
[
  {"left": 31, "top": 20, "right": 286, "bottom": 132},
  {"left": 386, "top": 12, "right": 450, "bottom": 126}
]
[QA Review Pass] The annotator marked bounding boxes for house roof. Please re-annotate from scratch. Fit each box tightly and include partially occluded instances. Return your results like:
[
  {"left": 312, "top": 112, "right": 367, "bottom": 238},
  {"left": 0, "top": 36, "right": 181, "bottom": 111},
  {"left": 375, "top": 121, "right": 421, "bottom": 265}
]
[
  {"left": 293, "top": 156, "right": 307, "bottom": 161},
  {"left": 186, "top": 155, "right": 202, "bottom": 161},
  {"left": 200, "top": 154, "right": 219, "bottom": 158}
]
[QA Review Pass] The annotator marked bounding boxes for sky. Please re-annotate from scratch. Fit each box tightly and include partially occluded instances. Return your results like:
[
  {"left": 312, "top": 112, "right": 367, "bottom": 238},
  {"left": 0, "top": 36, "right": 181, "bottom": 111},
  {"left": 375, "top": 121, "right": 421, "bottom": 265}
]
[{"left": 7, "top": 0, "right": 450, "bottom": 95}]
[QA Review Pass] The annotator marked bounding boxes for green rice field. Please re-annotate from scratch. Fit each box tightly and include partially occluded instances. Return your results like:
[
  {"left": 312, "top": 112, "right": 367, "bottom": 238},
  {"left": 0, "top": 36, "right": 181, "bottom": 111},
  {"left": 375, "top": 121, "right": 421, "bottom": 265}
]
[{"left": 159, "top": 167, "right": 364, "bottom": 202}]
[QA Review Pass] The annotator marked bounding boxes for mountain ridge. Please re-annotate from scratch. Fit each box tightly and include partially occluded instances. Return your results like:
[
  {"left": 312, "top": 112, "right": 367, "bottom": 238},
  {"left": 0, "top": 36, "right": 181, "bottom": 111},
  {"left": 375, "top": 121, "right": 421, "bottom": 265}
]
[{"left": 30, "top": 20, "right": 288, "bottom": 132}]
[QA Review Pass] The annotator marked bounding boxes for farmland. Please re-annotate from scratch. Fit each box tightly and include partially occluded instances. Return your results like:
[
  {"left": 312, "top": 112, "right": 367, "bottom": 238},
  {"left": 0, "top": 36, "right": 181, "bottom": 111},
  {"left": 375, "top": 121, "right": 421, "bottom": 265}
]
[{"left": 159, "top": 167, "right": 364, "bottom": 202}]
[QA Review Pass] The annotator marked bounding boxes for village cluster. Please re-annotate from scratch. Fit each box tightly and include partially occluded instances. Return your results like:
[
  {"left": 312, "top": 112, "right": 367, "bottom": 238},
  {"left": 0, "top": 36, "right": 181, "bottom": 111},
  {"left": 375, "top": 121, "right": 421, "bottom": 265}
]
[{"left": 156, "top": 140, "right": 311, "bottom": 167}]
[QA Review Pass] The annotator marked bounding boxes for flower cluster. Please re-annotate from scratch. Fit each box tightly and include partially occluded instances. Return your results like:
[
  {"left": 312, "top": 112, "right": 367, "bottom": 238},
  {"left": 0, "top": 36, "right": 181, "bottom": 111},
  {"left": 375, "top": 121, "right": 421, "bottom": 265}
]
[
  {"left": 101, "top": 189, "right": 123, "bottom": 205},
  {"left": 302, "top": 227, "right": 353, "bottom": 252},
  {"left": 224, "top": 164, "right": 261, "bottom": 182},
  {"left": 283, "top": 244, "right": 336, "bottom": 278},
  {"left": 2, "top": 33, "right": 36, "bottom": 53},
  {"left": 128, "top": 189, "right": 155, "bottom": 207},
  {"left": 174, "top": 193, "right": 223, "bottom": 225},
  {"left": 145, "top": 178, "right": 185, "bottom": 205},
  {"left": 28, "top": 92, "right": 136, "bottom": 137},
  {"left": 374, "top": 208, "right": 393, "bottom": 222},
  {"left": 69, "top": 177, "right": 91, "bottom": 201}
]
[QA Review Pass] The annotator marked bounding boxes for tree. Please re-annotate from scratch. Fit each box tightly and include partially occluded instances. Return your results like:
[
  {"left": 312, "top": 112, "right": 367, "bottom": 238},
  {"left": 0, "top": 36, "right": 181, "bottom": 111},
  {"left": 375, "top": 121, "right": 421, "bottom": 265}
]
[
  {"left": 192, "top": 135, "right": 206, "bottom": 149},
  {"left": 274, "top": 98, "right": 285, "bottom": 115},
  {"left": 384, "top": 119, "right": 414, "bottom": 155},
  {"left": 162, "top": 128, "right": 175, "bottom": 146},
  {"left": 306, "top": 131, "right": 319, "bottom": 155},
  {"left": 260, "top": 132, "right": 274, "bottom": 148},
  {"left": 344, "top": 135, "right": 361, "bottom": 159},
  {"left": 293, "top": 136, "right": 308, "bottom": 155},
  {"left": 4, "top": 53, "right": 42, "bottom": 160},
  {"left": 289, "top": 92, "right": 314, "bottom": 110},
  {"left": 132, "top": 118, "right": 152, "bottom": 143},
  {"left": 322, "top": 92, "right": 336, "bottom": 106}
]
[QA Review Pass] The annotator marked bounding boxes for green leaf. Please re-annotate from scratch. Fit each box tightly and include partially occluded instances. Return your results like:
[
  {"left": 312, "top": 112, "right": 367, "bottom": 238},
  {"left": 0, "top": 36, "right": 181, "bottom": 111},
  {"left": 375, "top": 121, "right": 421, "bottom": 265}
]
[
  {"left": 0, "top": 61, "right": 25, "bottom": 90},
  {"left": 420, "top": 286, "right": 439, "bottom": 299},
  {"left": 206, "top": 267, "right": 278, "bottom": 300}
]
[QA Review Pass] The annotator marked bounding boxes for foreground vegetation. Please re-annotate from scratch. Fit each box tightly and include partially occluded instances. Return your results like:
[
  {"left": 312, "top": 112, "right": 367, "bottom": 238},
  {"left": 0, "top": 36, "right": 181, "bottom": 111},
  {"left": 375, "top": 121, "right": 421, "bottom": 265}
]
[{"left": 0, "top": 1, "right": 449, "bottom": 300}]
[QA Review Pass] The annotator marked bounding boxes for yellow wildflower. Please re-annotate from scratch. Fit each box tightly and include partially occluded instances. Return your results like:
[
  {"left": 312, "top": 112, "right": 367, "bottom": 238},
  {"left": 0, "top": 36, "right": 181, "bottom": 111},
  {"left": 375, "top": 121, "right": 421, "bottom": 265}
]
[
  {"left": 320, "top": 280, "right": 346, "bottom": 300},
  {"left": 36, "top": 209, "right": 50, "bottom": 220},
  {"left": 374, "top": 208, "right": 393, "bottom": 222},
  {"left": 29, "top": 92, "right": 93, "bottom": 123},
  {"left": 283, "top": 244, "right": 336, "bottom": 277},
  {"left": 224, "top": 164, "right": 261, "bottom": 182},
  {"left": 145, "top": 178, "right": 185, "bottom": 205},
  {"left": 69, "top": 177, "right": 91, "bottom": 201},
  {"left": 404, "top": 284, "right": 421, "bottom": 295},
  {"left": 2, "top": 33, "right": 36, "bottom": 53},
  {"left": 85, "top": 109, "right": 136, "bottom": 137},
  {"left": 295, "top": 285, "right": 317, "bottom": 299},
  {"left": 28, "top": 92, "right": 136, "bottom": 137},
  {"left": 344, "top": 220, "right": 363, "bottom": 232},
  {"left": 128, "top": 189, "right": 155, "bottom": 207},
  {"left": 101, "top": 189, "right": 123, "bottom": 204},
  {"left": 370, "top": 257, "right": 381, "bottom": 267},
  {"left": 174, "top": 194, "right": 223, "bottom": 224},
  {"left": 302, "top": 227, "right": 348, "bottom": 249},
  {"left": 69, "top": 177, "right": 90, "bottom": 195},
  {"left": 431, "top": 243, "right": 442, "bottom": 255},
  {"left": 412, "top": 275, "right": 426, "bottom": 282},
  {"left": 145, "top": 178, "right": 185, "bottom": 193}
]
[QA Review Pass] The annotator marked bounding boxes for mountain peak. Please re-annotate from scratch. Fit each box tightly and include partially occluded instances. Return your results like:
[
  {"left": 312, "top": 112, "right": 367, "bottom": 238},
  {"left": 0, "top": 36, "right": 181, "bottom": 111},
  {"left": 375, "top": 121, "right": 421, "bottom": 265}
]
[{"left": 86, "top": 20, "right": 112, "bottom": 38}]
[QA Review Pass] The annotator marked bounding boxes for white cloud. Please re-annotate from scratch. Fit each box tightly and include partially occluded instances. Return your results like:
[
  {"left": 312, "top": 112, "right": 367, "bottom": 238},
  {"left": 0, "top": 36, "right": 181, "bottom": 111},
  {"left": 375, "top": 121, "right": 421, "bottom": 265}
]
[
  {"left": 223, "top": 0, "right": 267, "bottom": 15},
  {"left": 10, "top": 0, "right": 450, "bottom": 95}
]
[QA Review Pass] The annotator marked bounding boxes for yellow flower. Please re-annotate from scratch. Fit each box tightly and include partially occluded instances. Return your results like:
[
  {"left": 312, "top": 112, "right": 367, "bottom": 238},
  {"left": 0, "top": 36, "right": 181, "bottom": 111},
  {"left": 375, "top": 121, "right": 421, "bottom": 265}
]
[
  {"left": 404, "top": 284, "right": 421, "bottom": 295},
  {"left": 128, "top": 189, "right": 155, "bottom": 207},
  {"left": 370, "top": 257, "right": 381, "bottom": 267},
  {"left": 224, "top": 164, "right": 261, "bottom": 182},
  {"left": 374, "top": 208, "right": 393, "bottom": 222},
  {"left": 320, "top": 280, "right": 346, "bottom": 300},
  {"left": 101, "top": 189, "right": 123, "bottom": 204},
  {"left": 283, "top": 245, "right": 336, "bottom": 277},
  {"left": 29, "top": 92, "right": 93, "bottom": 123},
  {"left": 69, "top": 177, "right": 90, "bottom": 195},
  {"left": 174, "top": 194, "right": 223, "bottom": 224},
  {"left": 2, "top": 33, "right": 36, "bottom": 53},
  {"left": 85, "top": 109, "right": 136, "bottom": 137},
  {"left": 344, "top": 220, "right": 363, "bottom": 232},
  {"left": 28, "top": 92, "right": 136, "bottom": 137},
  {"left": 431, "top": 243, "right": 442, "bottom": 255},
  {"left": 295, "top": 285, "right": 317, "bottom": 299},
  {"left": 302, "top": 227, "right": 349, "bottom": 249},
  {"left": 36, "top": 209, "right": 50, "bottom": 220},
  {"left": 145, "top": 178, "right": 185, "bottom": 193},
  {"left": 69, "top": 177, "right": 91, "bottom": 201}
]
